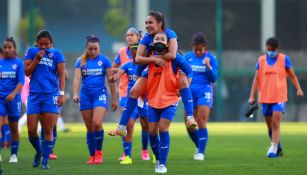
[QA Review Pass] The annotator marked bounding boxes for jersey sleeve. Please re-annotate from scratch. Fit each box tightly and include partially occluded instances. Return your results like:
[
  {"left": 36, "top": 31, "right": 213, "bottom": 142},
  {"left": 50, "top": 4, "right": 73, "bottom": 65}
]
[
  {"left": 120, "top": 62, "right": 128, "bottom": 73},
  {"left": 285, "top": 55, "right": 292, "bottom": 69},
  {"left": 173, "top": 54, "right": 193, "bottom": 78},
  {"left": 24, "top": 48, "right": 35, "bottom": 61},
  {"left": 166, "top": 28, "right": 177, "bottom": 40},
  {"left": 104, "top": 56, "right": 112, "bottom": 69},
  {"left": 139, "top": 33, "right": 150, "bottom": 47},
  {"left": 206, "top": 55, "right": 218, "bottom": 83},
  {"left": 75, "top": 58, "right": 81, "bottom": 68},
  {"left": 114, "top": 53, "right": 121, "bottom": 65},
  {"left": 55, "top": 49, "right": 65, "bottom": 64}
]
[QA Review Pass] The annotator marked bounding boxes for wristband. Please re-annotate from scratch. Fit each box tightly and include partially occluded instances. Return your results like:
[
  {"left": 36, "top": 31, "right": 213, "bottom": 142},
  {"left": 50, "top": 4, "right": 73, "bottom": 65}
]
[{"left": 60, "top": 91, "right": 65, "bottom": 96}]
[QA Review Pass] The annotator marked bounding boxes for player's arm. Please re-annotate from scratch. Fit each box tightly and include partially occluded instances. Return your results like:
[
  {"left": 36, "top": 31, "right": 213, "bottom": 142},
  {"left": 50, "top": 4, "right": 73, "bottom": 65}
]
[
  {"left": 113, "top": 69, "right": 126, "bottom": 81},
  {"left": 57, "top": 62, "right": 66, "bottom": 107},
  {"left": 161, "top": 38, "right": 177, "bottom": 61},
  {"left": 64, "top": 68, "right": 69, "bottom": 80},
  {"left": 106, "top": 68, "right": 118, "bottom": 111},
  {"left": 204, "top": 57, "right": 218, "bottom": 83},
  {"left": 248, "top": 70, "right": 259, "bottom": 104},
  {"left": 73, "top": 68, "right": 81, "bottom": 103},
  {"left": 6, "top": 63, "right": 24, "bottom": 101},
  {"left": 286, "top": 68, "right": 304, "bottom": 96},
  {"left": 24, "top": 50, "right": 45, "bottom": 76},
  {"left": 135, "top": 44, "right": 168, "bottom": 67}
]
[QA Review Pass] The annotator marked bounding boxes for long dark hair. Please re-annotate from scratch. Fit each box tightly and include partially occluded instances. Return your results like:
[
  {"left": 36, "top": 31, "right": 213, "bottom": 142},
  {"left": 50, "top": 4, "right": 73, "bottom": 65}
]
[{"left": 148, "top": 11, "right": 166, "bottom": 29}]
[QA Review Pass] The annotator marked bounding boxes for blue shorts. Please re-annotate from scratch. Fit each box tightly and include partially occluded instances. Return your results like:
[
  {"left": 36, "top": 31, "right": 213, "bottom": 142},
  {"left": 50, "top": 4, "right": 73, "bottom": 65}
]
[
  {"left": 27, "top": 92, "right": 59, "bottom": 115},
  {"left": 119, "top": 96, "right": 128, "bottom": 108},
  {"left": 80, "top": 89, "right": 108, "bottom": 111},
  {"left": 191, "top": 89, "right": 213, "bottom": 109},
  {"left": 148, "top": 103, "right": 178, "bottom": 123},
  {"left": 130, "top": 100, "right": 148, "bottom": 120},
  {"left": 0, "top": 94, "right": 22, "bottom": 121},
  {"left": 262, "top": 102, "right": 286, "bottom": 116}
]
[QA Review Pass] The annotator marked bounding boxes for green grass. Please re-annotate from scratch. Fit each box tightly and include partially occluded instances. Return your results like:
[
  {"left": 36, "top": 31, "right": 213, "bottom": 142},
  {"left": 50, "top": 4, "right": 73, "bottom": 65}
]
[{"left": 2, "top": 122, "right": 307, "bottom": 175}]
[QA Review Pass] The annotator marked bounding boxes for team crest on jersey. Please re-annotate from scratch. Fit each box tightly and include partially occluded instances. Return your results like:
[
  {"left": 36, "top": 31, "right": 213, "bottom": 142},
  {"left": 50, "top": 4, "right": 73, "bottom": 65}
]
[
  {"left": 98, "top": 60, "right": 103, "bottom": 66},
  {"left": 202, "top": 57, "right": 210, "bottom": 64},
  {"left": 48, "top": 52, "right": 53, "bottom": 58},
  {"left": 12, "top": 64, "right": 17, "bottom": 70},
  {"left": 82, "top": 69, "right": 87, "bottom": 76}
]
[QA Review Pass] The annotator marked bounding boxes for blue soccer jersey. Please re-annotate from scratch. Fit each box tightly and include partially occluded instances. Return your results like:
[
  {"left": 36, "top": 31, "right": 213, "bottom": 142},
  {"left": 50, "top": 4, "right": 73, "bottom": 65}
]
[
  {"left": 120, "top": 61, "right": 138, "bottom": 93},
  {"left": 24, "top": 47, "right": 65, "bottom": 93},
  {"left": 0, "top": 57, "right": 25, "bottom": 97},
  {"left": 75, "top": 54, "right": 112, "bottom": 93},
  {"left": 140, "top": 28, "right": 177, "bottom": 50},
  {"left": 255, "top": 54, "right": 292, "bottom": 70}
]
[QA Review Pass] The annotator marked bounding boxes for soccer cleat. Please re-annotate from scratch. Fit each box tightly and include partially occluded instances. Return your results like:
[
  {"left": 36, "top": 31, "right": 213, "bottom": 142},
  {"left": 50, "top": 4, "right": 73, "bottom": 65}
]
[
  {"left": 8, "top": 154, "right": 18, "bottom": 163},
  {"left": 267, "top": 144, "right": 277, "bottom": 158},
  {"left": 108, "top": 127, "right": 127, "bottom": 137},
  {"left": 155, "top": 164, "right": 167, "bottom": 174},
  {"left": 120, "top": 155, "right": 132, "bottom": 165},
  {"left": 94, "top": 150, "right": 103, "bottom": 164},
  {"left": 186, "top": 117, "right": 197, "bottom": 129},
  {"left": 141, "top": 150, "right": 150, "bottom": 160},
  {"left": 41, "top": 163, "right": 50, "bottom": 169},
  {"left": 118, "top": 153, "right": 126, "bottom": 161},
  {"left": 49, "top": 153, "right": 57, "bottom": 160},
  {"left": 277, "top": 149, "right": 284, "bottom": 157},
  {"left": 194, "top": 148, "right": 199, "bottom": 158},
  {"left": 154, "top": 160, "right": 160, "bottom": 173},
  {"left": 194, "top": 153, "right": 205, "bottom": 160},
  {"left": 86, "top": 156, "right": 95, "bottom": 165},
  {"left": 32, "top": 152, "right": 41, "bottom": 167}
]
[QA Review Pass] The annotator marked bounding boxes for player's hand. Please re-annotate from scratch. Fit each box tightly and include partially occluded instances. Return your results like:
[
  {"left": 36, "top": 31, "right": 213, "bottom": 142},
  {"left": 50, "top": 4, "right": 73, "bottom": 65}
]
[
  {"left": 297, "top": 89, "right": 304, "bottom": 96},
  {"left": 73, "top": 95, "right": 80, "bottom": 103},
  {"left": 5, "top": 92, "right": 16, "bottom": 101},
  {"left": 57, "top": 95, "right": 65, "bottom": 107},
  {"left": 111, "top": 98, "right": 117, "bottom": 111},
  {"left": 153, "top": 57, "right": 168, "bottom": 68},
  {"left": 203, "top": 57, "right": 212, "bottom": 70},
  {"left": 36, "top": 50, "right": 45, "bottom": 60},
  {"left": 248, "top": 97, "right": 255, "bottom": 105}
]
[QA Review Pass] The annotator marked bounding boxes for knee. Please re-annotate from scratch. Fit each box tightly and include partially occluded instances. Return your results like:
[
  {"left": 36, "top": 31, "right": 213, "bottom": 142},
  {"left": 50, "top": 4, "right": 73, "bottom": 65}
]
[
  {"left": 93, "top": 122, "right": 102, "bottom": 131},
  {"left": 186, "top": 127, "right": 196, "bottom": 133},
  {"left": 148, "top": 127, "right": 158, "bottom": 136}
]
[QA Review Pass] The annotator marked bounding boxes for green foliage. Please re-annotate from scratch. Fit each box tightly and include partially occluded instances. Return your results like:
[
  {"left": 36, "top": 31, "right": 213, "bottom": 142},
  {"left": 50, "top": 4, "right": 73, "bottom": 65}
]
[
  {"left": 18, "top": 9, "right": 45, "bottom": 45},
  {"left": 103, "top": 0, "right": 130, "bottom": 39}
]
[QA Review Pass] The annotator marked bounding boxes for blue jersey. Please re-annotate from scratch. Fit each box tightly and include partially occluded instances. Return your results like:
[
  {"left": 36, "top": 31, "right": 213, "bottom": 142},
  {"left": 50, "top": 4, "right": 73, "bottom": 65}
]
[
  {"left": 184, "top": 51, "right": 218, "bottom": 92},
  {"left": 24, "top": 47, "right": 65, "bottom": 93},
  {"left": 75, "top": 54, "right": 112, "bottom": 92},
  {"left": 0, "top": 57, "right": 25, "bottom": 97},
  {"left": 120, "top": 61, "right": 138, "bottom": 93},
  {"left": 140, "top": 28, "right": 177, "bottom": 50},
  {"left": 255, "top": 54, "right": 292, "bottom": 69}
]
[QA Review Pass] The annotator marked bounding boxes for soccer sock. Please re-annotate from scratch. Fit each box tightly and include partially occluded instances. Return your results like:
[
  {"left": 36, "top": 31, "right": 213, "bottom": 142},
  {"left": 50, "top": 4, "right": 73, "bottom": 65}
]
[
  {"left": 187, "top": 128, "right": 199, "bottom": 148},
  {"left": 159, "top": 131, "right": 170, "bottom": 166},
  {"left": 52, "top": 126, "right": 57, "bottom": 153},
  {"left": 123, "top": 141, "right": 132, "bottom": 157},
  {"left": 180, "top": 88, "right": 194, "bottom": 117},
  {"left": 2, "top": 124, "right": 11, "bottom": 144},
  {"left": 94, "top": 130, "right": 104, "bottom": 151},
  {"left": 149, "top": 135, "right": 160, "bottom": 161},
  {"left": 42, "top": 140, "right": 53, "bottom": 164},
  {"left": 198, "top": 128, "right": 208, "bottom": 154},
  {"left": 86, "top": 132, "right": 95, "bottom": 156},
  {"left": 11, "top": 141, "right": 19, "bottom": 155},
  {"left": 121, "top": 137, "right": 125, "bottom": 155},
  {"left": 141, "top": 130, "right": 149, "bottom": 150},
  {"left": 119, "top": 97, "right": 137, "bottom": 126},
  {"left": 29, "top": 137, "right": 42, "bottom": 154},
  {"left": 268, "top": 130, "right": 282, "bottom": 150},
  {"left": 57, "top": 117, "right": 66, "bottom": 131}
]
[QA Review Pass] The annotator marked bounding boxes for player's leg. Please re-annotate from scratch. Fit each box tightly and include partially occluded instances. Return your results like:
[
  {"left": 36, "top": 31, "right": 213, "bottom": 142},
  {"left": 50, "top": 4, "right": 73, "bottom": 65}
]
[
  {"left": 81, "top": 109, "right": 95, "bottom": 164},
  {"left": 120, "top": 118, "right": 135, "bottom": 165},
  {"left": 49, "top": 126, "right": 57, "bottom": 160},
  {"left": 147, "top": 106, "right": 160, "bottom": 171},
  {"left": 1, "top": 117, "right": 10, "bottom": 148},
  {"left": 185, "top": 109, "right": 199, "bottom": 156},
  {"left": 140, "top": 116, "right": 150, "bottom": 160},
  {"left": 27, "top": 114, "right": 42, "bottom": 167}
]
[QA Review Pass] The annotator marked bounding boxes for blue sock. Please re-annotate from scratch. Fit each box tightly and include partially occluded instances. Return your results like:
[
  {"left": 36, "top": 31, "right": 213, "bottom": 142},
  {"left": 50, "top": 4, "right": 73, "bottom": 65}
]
[
  {"left": 121, "top": 137, "right": 125, "bottom": 154},
  {"left": 198, "top": 128, "right": 208, "bottom": 154},
  {"left": 86, "top": 132, "right": 95, "bottom": 156},
  {"left": 159, "top": 131, "right": 170, "bottom": 166},
  {"left": 188, "top": 128, "right": 199, "bottom": 148},
  {"left": 180, "top": 88, "right": 194, "bottom": 117},
  {"left": 268, "top": 130, "right": 282, "bottom": 150},
  {"left": 42, "top": 140, "right": 53, "bottom": 164},
  {"left": 2, "top": 124, "right": 11, "bottom": 144},
  {"left": 29, "top": 137, "right": 42, "bottom": 154},
  {"left": 94, "top": 130, "right": 104, "bottom": 151},
  {"left": 11, "top": 141, "right": 19, "bottom": 155},
  {"left": 123, "top": 141, "right": 132, "bottom": 157},
  {"left": 149, "top": 135, "right": 160, "bottom": 161},
  {"left": 52, "top": 126, "right": 57, "bottom": 153},
  {"left": 141, "top": 130, "right": 149, "bottom": 150},
  {"left": 119, "top": 97, "right": 137, "bottom": 126}
]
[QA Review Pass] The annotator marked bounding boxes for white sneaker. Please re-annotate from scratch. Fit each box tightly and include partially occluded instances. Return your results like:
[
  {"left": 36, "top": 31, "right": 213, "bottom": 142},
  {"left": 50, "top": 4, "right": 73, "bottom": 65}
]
[
  {"left": 267, "top": 143, "right": 277, "bottom": 158},
  {"left": 194, "top": 153, "right": 205, "bottom": 160},
  {"left": 156, "top": 164, "right": 167, "bottom": 173},
  {"left": 154, "top": 160, "right": 160, "bottom": 172},
  {"left": 8, "top": 154, "right": 18, "bottom": 163},
  {"left": 194, "top": 148, "right": 199, "bottom": 157}
]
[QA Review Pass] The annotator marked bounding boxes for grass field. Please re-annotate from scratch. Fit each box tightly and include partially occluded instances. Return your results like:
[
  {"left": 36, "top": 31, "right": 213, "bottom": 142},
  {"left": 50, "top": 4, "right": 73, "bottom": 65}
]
[{"left": 2, "top": 122, "right": 307, "bottom": 175}]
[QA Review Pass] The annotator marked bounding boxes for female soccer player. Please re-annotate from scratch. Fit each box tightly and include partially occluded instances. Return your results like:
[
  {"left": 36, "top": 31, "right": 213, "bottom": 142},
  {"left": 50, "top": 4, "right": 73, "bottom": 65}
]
[
  {"left": 109, "top": 10, "right": 196, "bottom": 136},
  {"left": 0, "top": 37, "right": 24, "bottom": 163},
  {"left": 248, "top": 37, "right": 304, "bottom": 158},
  {"left": 24, "top": 30, "right": 66, "bottom": 169},
  {"left": 184, "top": 33, "right": 218, "bottom": 160},
  {"left": 73, "top": 35, "right": 117, "bottom": 164},
  {"left": 113, "top": 43, "right": 150, "bottom": 164},
  {"left": 143, "top": 32, "right": 192, "bottom": 173}
]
